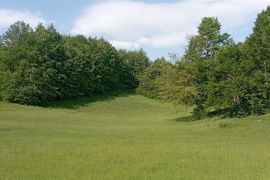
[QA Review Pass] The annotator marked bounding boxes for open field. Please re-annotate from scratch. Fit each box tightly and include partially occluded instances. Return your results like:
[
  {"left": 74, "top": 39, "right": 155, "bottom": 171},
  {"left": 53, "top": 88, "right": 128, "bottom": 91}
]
[{"left": 0, "top": 94, "right": 270, "bottom": 180}]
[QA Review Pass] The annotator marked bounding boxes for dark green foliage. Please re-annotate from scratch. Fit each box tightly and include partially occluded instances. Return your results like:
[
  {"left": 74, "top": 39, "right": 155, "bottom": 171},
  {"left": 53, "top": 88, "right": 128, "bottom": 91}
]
[
  {"left": 206, "top": 44, "right": 250, "bottom": 117},
  {"left": 87, "top": 38, "right": 125, "bottom": 92},
  {"left": 62, "top": 35, "right": 95, "bottom": 97},
  {"left": 184, "top": 17, "right": 233, "bottom": 61},
  {"left": 244, "top": 6, "right": 270, "bottom": 114},
  {"left": 205, "top": 7, "right": 270, "bottom": 116},
  {"left": 0, "top": 23, "right": 68, "bottom": 104},
  {"left": 1, "top": 6, "right": 270, "bottom": 117},
  {"left": 137, "top": 58, "right": 174, "bottom": 99},
  {"left": 0, "top": 21, "right": 137, "bottom": 105},
  {"left": 179, "top": 11, "right": 270, "bottom": 117},
  {"left": 179, "top": 7, "right": 270, "bottom": 116},
  {"left": 118, "top": 49, "right": 150, "bottom": 81},
  {"left": 180, "top": 17, "right": 233, "bottom": 118},
  {"left": 137, "top": 8, "right": 270, "bottom": 118}
]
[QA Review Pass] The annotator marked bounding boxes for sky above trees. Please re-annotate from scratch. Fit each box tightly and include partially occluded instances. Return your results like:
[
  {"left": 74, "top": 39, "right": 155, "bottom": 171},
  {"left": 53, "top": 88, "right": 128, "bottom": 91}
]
[{"left": 0, "top": 0, "right": 268, "bottom": 60}]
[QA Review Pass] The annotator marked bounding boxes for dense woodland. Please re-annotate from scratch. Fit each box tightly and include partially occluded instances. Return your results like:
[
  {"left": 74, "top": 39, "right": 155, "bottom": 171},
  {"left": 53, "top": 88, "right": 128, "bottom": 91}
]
[
  {"left": 0, "top": 23, "right": 150, "bottom": 105},
  {"left": 0, "top": 6, "right": 270, "bottom": 118}
]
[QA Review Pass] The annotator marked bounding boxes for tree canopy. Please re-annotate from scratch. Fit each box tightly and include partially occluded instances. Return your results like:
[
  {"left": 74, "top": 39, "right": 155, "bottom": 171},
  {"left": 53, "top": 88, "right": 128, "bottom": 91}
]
[
  {"left": 1, "top": 6, "right": 270, "bottom": 118},
  {"left": 138, "top": 7, "right": 270, "bottom": 118},
  {"left": 0, "top": 22, "right": 142, "bottom": 105}
]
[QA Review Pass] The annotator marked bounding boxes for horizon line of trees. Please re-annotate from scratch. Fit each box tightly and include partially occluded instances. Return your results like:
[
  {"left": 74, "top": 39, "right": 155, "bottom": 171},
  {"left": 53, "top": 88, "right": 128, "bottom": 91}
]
[
  {"left": 138, "top": 6, "right": 270, "bottom": 118},
  {"left": 0, "top": 6, "right": 270, "bottom": 118},
  {"left": 0, "top": 22, "right": 150, "bottom": 105}
]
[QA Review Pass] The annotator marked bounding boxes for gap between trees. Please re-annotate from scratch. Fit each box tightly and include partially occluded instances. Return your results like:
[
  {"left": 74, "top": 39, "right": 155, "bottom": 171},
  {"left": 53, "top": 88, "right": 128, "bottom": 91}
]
[{"left": 1, "top": 6, "right": 270, "bottom": 118}]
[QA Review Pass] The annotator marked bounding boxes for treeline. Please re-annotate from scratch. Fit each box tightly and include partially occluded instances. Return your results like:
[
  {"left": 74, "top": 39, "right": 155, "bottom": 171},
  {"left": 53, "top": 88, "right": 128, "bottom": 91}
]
[
  {"left": 138, "top": 7, "right": 270, "bottom": 118},
  {"left": 1, "top": 7, "right": 269, "bottom": 118},
  {"left": 0, "top": 22, "right": 149, "bottom": 105}
]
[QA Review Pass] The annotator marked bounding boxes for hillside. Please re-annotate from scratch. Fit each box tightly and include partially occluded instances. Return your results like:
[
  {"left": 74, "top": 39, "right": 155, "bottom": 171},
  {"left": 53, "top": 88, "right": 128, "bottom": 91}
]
[{"left": 0, "top": 94, "right": 270, "bottom": 180}]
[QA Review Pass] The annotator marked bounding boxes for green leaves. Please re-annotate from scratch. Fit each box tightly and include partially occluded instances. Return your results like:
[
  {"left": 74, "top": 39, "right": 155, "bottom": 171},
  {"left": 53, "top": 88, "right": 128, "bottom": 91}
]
[
  {"left": 137, "top": 12, "right": 270, "bottom": 118},
  {"left": 180, "top": 17, "right": 234, "bottom": 118},
  {"left": 183, "top": 9, "right": 270, "bottom": 117},
  {"left": 137, "top": 58, "right": 174, "bottom": 99},
  {"left": 1, "top": 7, "right": 270, "bottom": 118},
  {"left": 0, "top": 21, "right": 138, "bottom": 105}
]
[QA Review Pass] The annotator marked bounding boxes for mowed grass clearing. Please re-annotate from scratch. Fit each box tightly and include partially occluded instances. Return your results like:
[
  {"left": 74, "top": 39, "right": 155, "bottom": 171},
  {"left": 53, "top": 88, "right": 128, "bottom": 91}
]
[{"left": 0, "top": 94, "right": 270, "bottom": 180}]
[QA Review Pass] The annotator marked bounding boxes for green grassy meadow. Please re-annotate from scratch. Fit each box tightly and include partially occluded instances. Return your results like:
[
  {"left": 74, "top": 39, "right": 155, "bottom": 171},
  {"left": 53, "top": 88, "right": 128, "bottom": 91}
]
[{"left": 0, "top": 94, "right": 270, "bottom": 180}]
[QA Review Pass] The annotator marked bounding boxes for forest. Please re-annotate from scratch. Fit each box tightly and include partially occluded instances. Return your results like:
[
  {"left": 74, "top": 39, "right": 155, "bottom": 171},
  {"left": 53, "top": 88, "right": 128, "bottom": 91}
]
[{"left": 0, "top": 6, "right": 269, "bottom": 119}]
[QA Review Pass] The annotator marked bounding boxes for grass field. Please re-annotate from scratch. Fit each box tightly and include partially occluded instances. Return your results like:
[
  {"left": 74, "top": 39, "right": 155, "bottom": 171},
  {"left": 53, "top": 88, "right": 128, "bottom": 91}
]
[{"left": 0, "top": 94, "right": 270, "bottom": 180}]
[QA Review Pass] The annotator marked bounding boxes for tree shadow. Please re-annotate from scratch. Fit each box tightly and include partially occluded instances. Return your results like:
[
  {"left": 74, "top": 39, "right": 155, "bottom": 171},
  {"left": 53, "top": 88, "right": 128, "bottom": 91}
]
[
  {"left": 42, "top": 91, "right": 133, "bottom": 110},
  {"left": 172, "top": 115, "right": 200, "bottom": 123}
]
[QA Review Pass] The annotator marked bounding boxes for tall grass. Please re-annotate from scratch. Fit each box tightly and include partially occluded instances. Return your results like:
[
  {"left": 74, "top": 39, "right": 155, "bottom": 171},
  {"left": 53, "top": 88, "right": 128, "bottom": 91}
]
[{"left": 0, "top": 95, "right": 270, "bottom": 179}]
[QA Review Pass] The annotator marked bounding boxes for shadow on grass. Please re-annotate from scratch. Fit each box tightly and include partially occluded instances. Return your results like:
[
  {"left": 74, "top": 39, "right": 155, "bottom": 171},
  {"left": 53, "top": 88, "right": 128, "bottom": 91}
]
[
  {"left": 172, "top": 116, "right": 200, "bottom": 123},
  {"left": 42, "top": 91, "right": 133, "bottom": 110}
]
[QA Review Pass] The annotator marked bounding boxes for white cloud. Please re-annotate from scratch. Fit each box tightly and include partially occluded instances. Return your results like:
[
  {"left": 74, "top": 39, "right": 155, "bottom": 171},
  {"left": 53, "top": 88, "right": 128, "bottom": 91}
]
[
  {"left": 110, "top": 40, "right": 140, "bottom": 49},
  {"left": 71, "top": 0, "right": 269, "bottom": 49},
  {"left": 0, "top": 9, "right": 46, "bottom": 28}
]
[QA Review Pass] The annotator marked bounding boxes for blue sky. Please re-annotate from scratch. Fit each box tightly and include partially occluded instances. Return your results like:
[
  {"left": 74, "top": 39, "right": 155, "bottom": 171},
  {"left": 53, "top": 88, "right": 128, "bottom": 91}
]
[{"left": 0, "top": 0, "right": 269, "bottom": 60}]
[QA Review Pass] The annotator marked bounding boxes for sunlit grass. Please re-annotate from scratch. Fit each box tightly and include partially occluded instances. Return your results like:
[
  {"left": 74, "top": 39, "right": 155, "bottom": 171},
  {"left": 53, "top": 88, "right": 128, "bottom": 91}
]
[{"left": 0, "top": 95, "right": 270, "bottom": 179}]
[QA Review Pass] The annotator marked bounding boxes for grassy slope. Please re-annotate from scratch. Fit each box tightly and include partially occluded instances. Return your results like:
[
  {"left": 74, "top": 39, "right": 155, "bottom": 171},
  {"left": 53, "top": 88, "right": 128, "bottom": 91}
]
[{"left": 0, "top": 94, "right": 270, "bottom": 180}]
